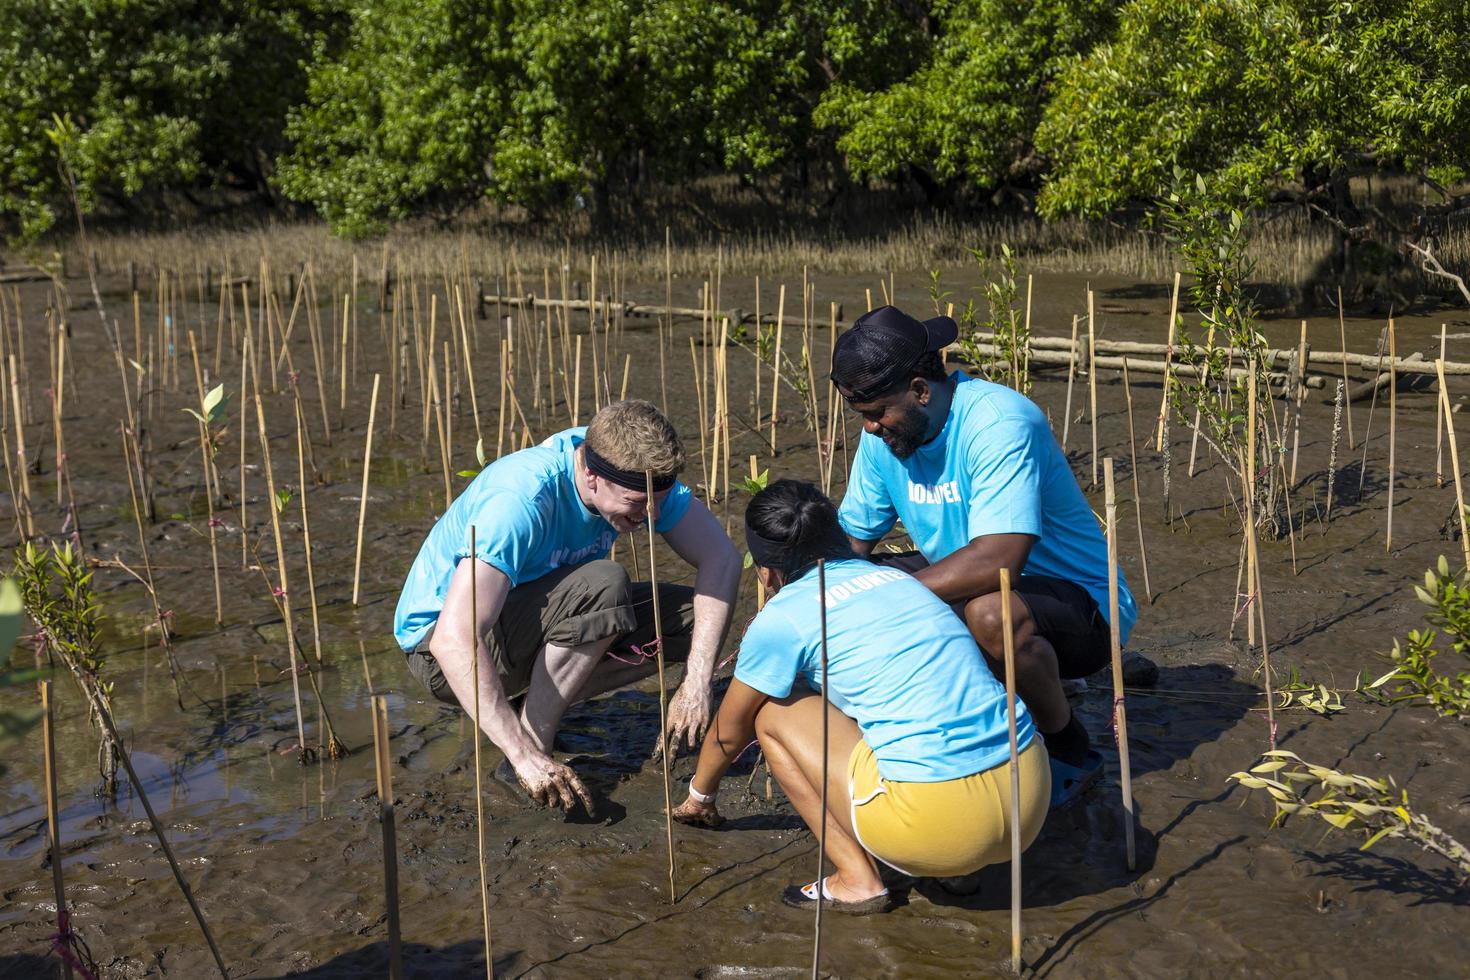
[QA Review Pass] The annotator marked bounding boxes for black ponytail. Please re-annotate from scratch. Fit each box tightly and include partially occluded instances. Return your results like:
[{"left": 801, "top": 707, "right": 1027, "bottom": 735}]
[{"left": 744, "top": 479, "right": 855, "bottom": 579}]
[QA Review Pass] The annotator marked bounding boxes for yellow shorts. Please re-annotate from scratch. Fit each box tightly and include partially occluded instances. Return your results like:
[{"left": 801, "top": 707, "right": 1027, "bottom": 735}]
[{"left": 847, "top": 738, "right": 1051, "bottom": 877}]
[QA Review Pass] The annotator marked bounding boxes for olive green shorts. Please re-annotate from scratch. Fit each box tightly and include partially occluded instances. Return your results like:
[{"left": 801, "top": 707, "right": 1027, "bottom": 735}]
[{"left": 404, "top": 559, "right": 696, "bottom": 705}]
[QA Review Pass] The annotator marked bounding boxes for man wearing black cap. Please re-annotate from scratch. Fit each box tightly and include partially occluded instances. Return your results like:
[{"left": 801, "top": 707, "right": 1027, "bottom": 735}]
[{"left": 831, "top": 305, "right": 1137, "bottom": 808}]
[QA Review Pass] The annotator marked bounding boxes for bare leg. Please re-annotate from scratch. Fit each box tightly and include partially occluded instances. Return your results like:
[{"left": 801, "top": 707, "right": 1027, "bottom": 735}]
[
  {"left": 755, "top": 691, "right": 885, "bottom": 902},
  {"left": 964, "top": 591, "right": 1070, "bottom": 732},
  {"left": 519, "top": 635, "right": 618, "bottom": 752}
]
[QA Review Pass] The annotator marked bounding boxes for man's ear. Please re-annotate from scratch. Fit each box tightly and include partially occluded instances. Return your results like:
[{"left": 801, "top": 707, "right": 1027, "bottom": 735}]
[{"left": 911, "top": 376, "right": 931, "bottom": 406}]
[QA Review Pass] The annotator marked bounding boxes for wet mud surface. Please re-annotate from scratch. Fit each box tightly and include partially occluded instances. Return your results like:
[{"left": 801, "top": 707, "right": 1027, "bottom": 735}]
[{"left": 1, "top": 266, "right": 1468, "bottom": 977}]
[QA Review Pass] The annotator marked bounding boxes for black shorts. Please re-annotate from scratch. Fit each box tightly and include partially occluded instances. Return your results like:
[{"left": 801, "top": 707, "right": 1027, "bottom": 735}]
[{"left": 872, "top": 551, "right": 1111, "bottom": 679}]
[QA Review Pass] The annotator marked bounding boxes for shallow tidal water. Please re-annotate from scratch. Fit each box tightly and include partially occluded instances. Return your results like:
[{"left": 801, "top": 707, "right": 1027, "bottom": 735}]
[{"left": 1, "top": 264, "right": 1468, "bottom": 977}]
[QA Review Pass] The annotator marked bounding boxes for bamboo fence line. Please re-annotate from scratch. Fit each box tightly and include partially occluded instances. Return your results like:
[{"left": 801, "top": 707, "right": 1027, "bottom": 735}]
[{"left": 485, "top": 290, "right": 1468, "bottom": 386}]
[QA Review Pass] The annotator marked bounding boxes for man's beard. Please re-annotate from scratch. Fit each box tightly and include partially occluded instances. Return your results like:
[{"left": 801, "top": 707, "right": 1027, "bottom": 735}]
[{"left": 880, "top": 404, "right": 931, "bottom": 460}]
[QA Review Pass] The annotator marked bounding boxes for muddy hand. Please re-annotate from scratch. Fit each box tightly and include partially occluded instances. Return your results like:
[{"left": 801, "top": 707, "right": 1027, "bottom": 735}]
[
  {"left": 516, "top": 756, "right": 596, "bottom": 817},
  {"left": 671, "top": 794, "right": 724, "bottom": 829},
  {"left": 654, "top": 683, "right": 711, "bottom": 760}
]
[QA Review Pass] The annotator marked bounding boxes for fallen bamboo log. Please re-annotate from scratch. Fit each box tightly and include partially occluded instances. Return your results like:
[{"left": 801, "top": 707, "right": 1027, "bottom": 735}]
[
  {"left": 961, "top": 344, "right": 1326, "bottom": 389},
  {"left": 479, "top": 292, "right": 837, "bottom": 331}
]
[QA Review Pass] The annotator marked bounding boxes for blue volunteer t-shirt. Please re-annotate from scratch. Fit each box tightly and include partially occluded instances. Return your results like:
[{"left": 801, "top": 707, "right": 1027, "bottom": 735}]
[
  {"left": 393, "top": 427, "right": 693, "bottom": 652},
  {"left": 838, "top": 372, "right": 1136, "bottom": 644},
  {"left": 735, "top": 558, "right": 1035, "bottom": 782}
]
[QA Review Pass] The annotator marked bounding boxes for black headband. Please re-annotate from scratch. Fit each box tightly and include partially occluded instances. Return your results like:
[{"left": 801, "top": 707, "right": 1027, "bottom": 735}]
[
  {"left": 582, "top": 442, "right": 677, "bottom": 493},
  {"left": 744, "top": 522, "right": 787, "bottom": 571}
]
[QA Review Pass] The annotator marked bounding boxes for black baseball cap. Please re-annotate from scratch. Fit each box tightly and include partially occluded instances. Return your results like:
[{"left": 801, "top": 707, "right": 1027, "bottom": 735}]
[{"left": 829, "top": 305, "right": 958, "bottom": 402}]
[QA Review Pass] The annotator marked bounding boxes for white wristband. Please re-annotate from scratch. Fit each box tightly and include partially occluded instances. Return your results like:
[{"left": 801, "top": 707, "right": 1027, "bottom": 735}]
[{"left": 688, "top": 780, "right": 715, "bottom": 805}]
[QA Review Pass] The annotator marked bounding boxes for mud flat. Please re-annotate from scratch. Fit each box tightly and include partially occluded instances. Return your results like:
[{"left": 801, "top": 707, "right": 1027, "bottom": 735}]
[{"left": 1, "top": 264, "right": 1467, "bottom": 978}]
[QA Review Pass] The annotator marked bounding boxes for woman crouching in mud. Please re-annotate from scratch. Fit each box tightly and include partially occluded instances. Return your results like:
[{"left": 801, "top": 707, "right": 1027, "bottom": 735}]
[{"left": 673, "top": 479, "right": 1051, "bottom": 912}]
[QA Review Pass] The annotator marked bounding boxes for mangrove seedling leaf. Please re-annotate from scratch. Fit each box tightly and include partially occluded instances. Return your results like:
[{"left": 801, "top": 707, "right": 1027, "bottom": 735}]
[
  {"left": 0, "top": 578, "right": 23, "bottom": 658},
  {"left": 476, "top": 437, "right": 487, "bottom": 468},
  {"left": 202, "top": 384, "right": 230, "bottom": 424}
]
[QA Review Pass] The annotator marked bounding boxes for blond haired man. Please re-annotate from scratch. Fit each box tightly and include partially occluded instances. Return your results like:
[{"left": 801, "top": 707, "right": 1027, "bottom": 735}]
[{"left": 394, "top": 400, "right": 741, "bottom": 813}]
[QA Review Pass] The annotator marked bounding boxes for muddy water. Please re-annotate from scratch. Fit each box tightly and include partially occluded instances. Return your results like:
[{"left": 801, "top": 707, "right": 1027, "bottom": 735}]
[{"left": 1, "top": 265, "right": 1468, "bottom": 978}]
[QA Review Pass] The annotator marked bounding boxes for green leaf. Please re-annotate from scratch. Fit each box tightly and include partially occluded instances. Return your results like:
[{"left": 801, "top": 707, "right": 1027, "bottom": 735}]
[
  {"left": 202, "top": 384, "right": 230, "bottom": 424},
  {"left": 0, "top": 578, "right": 23, "bottom": 658}
]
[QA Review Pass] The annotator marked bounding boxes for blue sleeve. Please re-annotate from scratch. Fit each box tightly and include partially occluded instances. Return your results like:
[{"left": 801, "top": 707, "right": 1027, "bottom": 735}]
[
  {"left": 653, "top": 479, "right": 693, "bottom": 533},
  {"left": 465, "top": 493, "right": 546, "bottom": 587},
  {"left": 965, "top": 414, "right": 1044, "bottom": 540},
  {"left": 837, "top": 435, "right": 897, "bottom": 543},
  {"left": 732, "top": 607, "right": 804, "bottom": 699}
]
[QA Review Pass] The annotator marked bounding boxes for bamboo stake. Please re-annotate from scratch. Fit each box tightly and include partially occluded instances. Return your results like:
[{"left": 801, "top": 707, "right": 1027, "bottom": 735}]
[
  {"left": 371, "top": 695, "right": 403, "bottom": 980},
  {"left": 78, "top": 680, "right": 231, "bottom": 977},
  {"left": 1187, "top": 324, "right": 1217, "bottom": 478},
  {"left": 468, "top": 527, "right": 494, "bottom": 978},
  {"left": 1120, "top": 360, "right": 1152, "bottom": 602},
  {"left": 1154, "top": 272, "right": 1181, "bottom": 450},
  {"left": 811, "top": 558, "right": 830, "bottom": 980},
  {"left": 352, "top": 374, "right": 382, "bottom": 605},
  {"left": 1358, "top": 327, "right": 1388, "bottom": 495},
  {"left": 998, "top": 568, "right": 1024, "bottom": 974},
  {"left": 253, "top": 393, "right": 312, "bottom": 761},
  {"left": 40, "top": 680, "right": 75, "bottom": 980},
  {"left": 1337, "top": 287, "right": 1355, "bottom": 448},
  {"left": 296, "top": 403, "right": 323, "bottom": 663},
  {"left": 769, "top": 285, "right": 786, "bottom": 454},
  {"left": 645, "top": 470, "right": 676, "bottom": 904},
  {"left": 1062, "top": 315, "right": 1079, "bottom": 450},
  {"left": 9, "top": 353, "right": 33, "bottom": 536},
  {"left": 1436, "top": 324, "right": 1448, "bottom": 487},
  {"left": 1088, "top": 291, "right": 1099, "bottom": 487},
  {"left": 1289, "top": 321, "right": 1308, "bottom": 485},
  {"left": 429, "top": 345, "right": 451, "bottom": 509},
  {"left": 1436, "top": 360, "right": 1470, "bottom": 569},
  {"left": 1386, "top": 319, "right": 1396, "bottom": 553},
  {"left": 1326, "top": 380, "right": 1343, "bottom": 525},
  {"left": 572, "top": 334, "right": 583, "bottom": 427},
  {"left": 1103, "top": 458, "right": 1136, "bottom": 870},
  {"left": 456, "top": 285, "right": 483, "bottom": 445}
]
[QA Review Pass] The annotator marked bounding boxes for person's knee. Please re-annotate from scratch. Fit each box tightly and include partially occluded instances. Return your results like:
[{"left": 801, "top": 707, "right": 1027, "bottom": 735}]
[
  {"left": 964, "top": 593, "right": 1041, "bottom": 659},
  {"left": 572, "top": 559, "right": 632, "bottom": 609},
  {"left": 963, "top": 594, "right": 1006, "bottom": 652}
]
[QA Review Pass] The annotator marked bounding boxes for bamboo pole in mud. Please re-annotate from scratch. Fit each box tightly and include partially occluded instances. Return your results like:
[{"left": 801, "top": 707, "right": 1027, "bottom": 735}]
[
  {"left": 812, "top": 558, "right": 830, "bottom": 980},
  {"left": 8, "top": 353, "right": 33, "bottom": 536},
  {"left": 83, "top": 677, "right": 231, "bottom": 977},
  {"left": 1021, "top": 274, "right": 1032, "bottom": 390},
  {"left": 1154, "top": 272, "right": 1181, "bottom": 451},
  {"left": 339, "top": 294, "right": 350, "bottom": 419},
  {"left": 1436, "top": 324, "right": 1448, "bottom": 487},
  {"left": 371, "top": 694, "right": 404, "bottom": 980},
  {"left": 662, "top": 228, "right": 672, "bottom": 412},
  {"left": 40, "top": 680, "right": 74, "bottom": 980},
  {"left": 239, "top": 332, "right": 251, "bottom": 569},
  {"left": 1087, "top": 291, "right": 1099, "bottom": 488},
  {"left": 188, "top": 383, "right": 223, "bottom": 624},
  {"left": 1434, "top": 360, "right": 1470, "bottom": 569},
  {"left": 1120, "top": 360, "right": 1152, "bottom": 603},
  {"left": 1103, "top": 459, "right": 1136, "bottom": 871},
  {"left": 468, "top": 527, "right": 495, "bottom": 979},
  {"left": 1289, "top": 321, "right": 1309, "bottom": 485},
  {"left": 1187, "top": 324, "right": 1217, "bottom": 478},
  {"left": 253, "top": 393, "right": 312, "bottom": 762},
  {"left": 352, "top": 374, "right": 382, "bottom": 605},
  {"left": 572, "top": 335, "right": 583, "bottom": 427},
  {"left": 1244, "top": 372, "right": 1277, "bottom": 749},
  {"left": 1386, "top": 320, "right": 1396, "bottom": 553},
  {"left": 770, "top": 285, "right": 786, "bottom": 454},
  {"left": 997, "top": 568, "right": 1024, "bottom": 974},
  {"left": 1358, "top": 326, "right": 1388, "bottom": 496},
  {"left": 1337, "top": 287, "right": 1355, "bottom": 448},
  {"left": 645, "top": 469, "right": 677, "bottom": 904},
  {"left": 690, "top": 336, "right": 709, "bottom": 494},
  {"left": 456, "top": 285, "right": 483, "bottom": 445},
  {"left": 296, "top": 404, "right": 323, "bottom": 663},
  {"left": 1062, "top": 315, "right": 1079, "bottom": 451}
]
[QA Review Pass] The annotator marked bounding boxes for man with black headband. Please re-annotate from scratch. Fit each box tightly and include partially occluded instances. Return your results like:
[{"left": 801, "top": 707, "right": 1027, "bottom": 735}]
[
  {"left": 831, "top": 305, "right": 1138, "bottom": 810},
  {"left": 394, "top": 400, "right": 741, "bottom": 814}
]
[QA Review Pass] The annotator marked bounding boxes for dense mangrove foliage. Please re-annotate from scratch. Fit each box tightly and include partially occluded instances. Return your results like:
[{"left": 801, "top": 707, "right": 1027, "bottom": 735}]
[{"left": 2, "top": 0, "right": 1468, "bottom": 239}]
